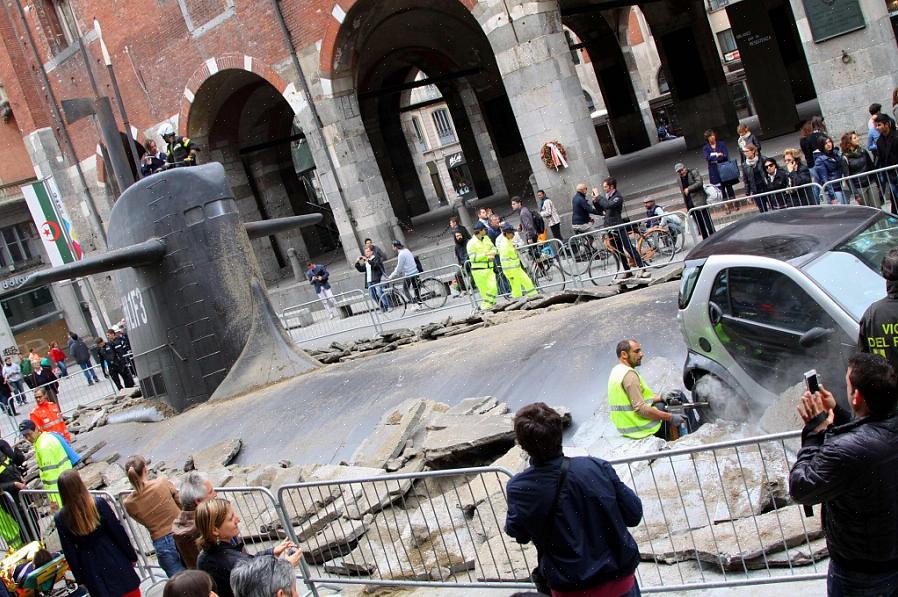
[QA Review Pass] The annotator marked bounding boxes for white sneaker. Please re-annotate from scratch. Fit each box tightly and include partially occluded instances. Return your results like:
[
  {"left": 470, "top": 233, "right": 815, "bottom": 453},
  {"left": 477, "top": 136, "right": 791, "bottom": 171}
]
[
  {"left": 637, "top": 270, "right": 652, "bottom": 279},
  {"left": 414, "top": 304, "right": 426, "bottom": 311}
]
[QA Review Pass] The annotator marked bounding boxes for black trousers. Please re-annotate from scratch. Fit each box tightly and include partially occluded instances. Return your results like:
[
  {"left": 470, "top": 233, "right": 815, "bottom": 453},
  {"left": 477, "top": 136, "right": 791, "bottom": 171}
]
[
  {"left": 549, "top": 223, "right": 564, "bottom": 242},
  {"left": 109, "top": 365, "right": 134, "bottom": 390}
]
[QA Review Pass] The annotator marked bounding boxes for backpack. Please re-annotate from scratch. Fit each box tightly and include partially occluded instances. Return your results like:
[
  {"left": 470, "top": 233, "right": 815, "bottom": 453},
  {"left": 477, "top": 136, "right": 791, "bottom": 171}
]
[
  {"left": 413, "top": 256, "right": 424, "bottom": 273},
  {"left": 531, "top": 211, "right": 546, "bottom": 235}
]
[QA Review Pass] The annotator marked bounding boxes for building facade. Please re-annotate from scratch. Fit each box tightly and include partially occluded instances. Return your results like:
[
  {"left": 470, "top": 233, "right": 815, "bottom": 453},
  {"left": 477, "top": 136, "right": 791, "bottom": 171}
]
[{"left": 0, "top": 0, "right": 894, "bottom": 331}]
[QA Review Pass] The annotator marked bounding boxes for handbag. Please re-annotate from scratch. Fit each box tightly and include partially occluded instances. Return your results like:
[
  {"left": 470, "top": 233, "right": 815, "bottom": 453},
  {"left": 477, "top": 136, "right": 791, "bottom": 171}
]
[
  {"left": 717, "top": 160, "right": 740, "bottom": 183},
  {"left": 531, "top": 457, "right": 570, "bottom": 595}
]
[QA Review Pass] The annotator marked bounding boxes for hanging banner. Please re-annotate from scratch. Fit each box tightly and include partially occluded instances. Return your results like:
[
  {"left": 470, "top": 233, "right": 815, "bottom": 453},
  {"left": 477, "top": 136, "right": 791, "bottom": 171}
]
[{"left": 22, "top": 178, "right": 83, "bottom": 266}]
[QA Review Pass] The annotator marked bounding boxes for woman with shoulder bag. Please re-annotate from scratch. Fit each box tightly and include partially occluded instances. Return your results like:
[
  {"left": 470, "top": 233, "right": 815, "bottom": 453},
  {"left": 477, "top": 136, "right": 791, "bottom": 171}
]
[
  {"left": 703, "top": 129, "right": 739, "bottom": 214},
  {"left": 840, "top": 131, "right": 879, "bottom": 208}
]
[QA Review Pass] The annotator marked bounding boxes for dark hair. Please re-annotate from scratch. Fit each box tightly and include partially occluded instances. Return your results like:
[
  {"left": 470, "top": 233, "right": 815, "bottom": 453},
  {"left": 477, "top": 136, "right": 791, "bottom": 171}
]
[
  {"left": 848, "top": 353, "right": 898, "bottom": 416},
  {"left": 871, "top": 103, "right": 882, "bottom": 115},
  {"left": 58, "top": 470, "right": 99, "bottom": 536},
  {"left": 881, "top": 248, "right": 898, "bottom": 281},
  {"left": 839, "top": 131, "right": 858, "bottom": 154},
  {"left": 799, "top": 121, "right": 813, "bottom": 138},
  {"left": 811, "top": 115, "right": 826, "bottom": 131},
  {"left": 449, "top": 216, "right": 459, "bottom": 225},
  {"left": 511, "top": 195, "right": 522, "bottom": 205},
  {"left": 743, "top": 144, "right": 758, "bottom": 154},
  {"left": 106, "top": 329, "right": 116, "bottom": 335},
  {"left": 615, "top": 339, "right": 633, "bottom": 358},
  {"left": 604, "top": 177, "right": 617, "bottom": 189},
  {"left": 32, "top": 549, "right": 53, "bottom": 569},
  {"left": 537, "top": 189, "right": 545, "bottom": 195},
  {"left": 363, "top": 238, "right": 372, "bottom": 244},
  {"left": 703, "top": 129, "right": 716, "bottom": 141},
  {"left": 163, "top": 570, "right": 215, "bottom": 597},
  {"left": 125, "top": 454, "right": 147, "bottom": 493},
  {"left": 875, "top": 113, "right": 893, "bottom": 126},
  {"left": 763, "top": 157, "right": 777, "bottom": 167},
  {"left": 816, "top": 136, "right": 832, "bottom": 152},
  {"left": 513, "top": 403, "right": 563, "bottom": 462}
]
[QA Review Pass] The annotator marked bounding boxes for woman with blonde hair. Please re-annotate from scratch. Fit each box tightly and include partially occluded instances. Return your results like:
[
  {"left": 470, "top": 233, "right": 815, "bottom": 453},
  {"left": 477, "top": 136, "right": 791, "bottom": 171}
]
[
  {"left": 122, "top": 454, "right": 185, "bottom": 577},
  {"left": 55, "top": 469, "right": 141, "bottom": 597},
  {"left": 195, "top": 498, "right": 300, "bottom": 597},
  {"left": 782, "top": 148, "right": 815, "bottom": 206}
]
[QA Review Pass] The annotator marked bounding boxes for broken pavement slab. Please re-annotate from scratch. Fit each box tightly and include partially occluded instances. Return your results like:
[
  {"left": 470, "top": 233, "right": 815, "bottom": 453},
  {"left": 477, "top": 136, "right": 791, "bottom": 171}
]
[
  {"left": 184, "top": 438, "right": 243, "bottom": 472},
  {"left": 422, "top": 414, "right": 515, "bottom": 468},
  {"left": 350, "top": 399, "right": 439, "bottom": 469}
]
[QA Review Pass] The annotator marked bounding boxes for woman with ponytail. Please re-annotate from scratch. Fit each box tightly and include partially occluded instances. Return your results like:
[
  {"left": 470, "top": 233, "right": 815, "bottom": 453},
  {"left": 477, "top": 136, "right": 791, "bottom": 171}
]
[{"left": 122, "top": 454, "right": 185, "bottom": 577}]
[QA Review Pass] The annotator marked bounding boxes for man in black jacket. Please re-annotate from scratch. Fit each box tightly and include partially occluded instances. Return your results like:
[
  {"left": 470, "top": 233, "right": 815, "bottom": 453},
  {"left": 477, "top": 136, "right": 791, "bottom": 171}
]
[
  {"left": 96, "top": 337, "right": 134, "bottom": 391},
  {"left": 875, "top": 114, "right": 898, "bottom": 212},
  {"left": 596, "top": 178, "right": 649, "bottom": 281},
  {"left": 505, "top": 403, "right": 642, "bottom": 596},
  {"left": 355, "top": 246, "right": 387, "bottom": 310},
  {"left": 859, "top": 248, "right": 898, "bottom": 371},
  {"left": 0, "top": 438, "right": 26, "bottom": 548},
  {"left": 789, "top": 353, "right": 898, "bottom": 596}
]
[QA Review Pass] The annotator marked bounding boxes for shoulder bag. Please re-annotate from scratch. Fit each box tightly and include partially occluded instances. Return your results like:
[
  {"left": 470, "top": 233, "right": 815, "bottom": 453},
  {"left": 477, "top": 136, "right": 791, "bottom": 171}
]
[
  {"left": 717, "top": 160, "right": 740, "bottom": 184},
  {"left": 531, "top": 457, "right": 570, "bottom": 595}
]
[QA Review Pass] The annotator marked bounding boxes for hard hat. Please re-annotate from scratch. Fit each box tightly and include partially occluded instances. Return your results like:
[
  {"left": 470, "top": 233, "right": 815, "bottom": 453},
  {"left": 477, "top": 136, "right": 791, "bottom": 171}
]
[{"left": 159, "top": 123, "right": 175, "bottom": 138}]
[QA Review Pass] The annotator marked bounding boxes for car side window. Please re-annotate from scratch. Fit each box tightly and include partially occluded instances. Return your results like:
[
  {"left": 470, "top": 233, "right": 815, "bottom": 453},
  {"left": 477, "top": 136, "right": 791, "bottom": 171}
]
[{"left": 711, "top": 267, "right": 831, "bottom": 332}]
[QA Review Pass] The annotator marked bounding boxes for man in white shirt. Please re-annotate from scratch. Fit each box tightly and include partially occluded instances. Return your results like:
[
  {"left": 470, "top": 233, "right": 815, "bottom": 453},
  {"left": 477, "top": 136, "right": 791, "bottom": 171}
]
[{"left": 387, "top": 240, "right": 424, "bottom": 310}]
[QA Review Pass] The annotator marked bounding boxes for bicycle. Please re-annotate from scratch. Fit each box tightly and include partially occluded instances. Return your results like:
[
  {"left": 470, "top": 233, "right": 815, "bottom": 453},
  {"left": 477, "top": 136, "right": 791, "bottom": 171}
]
[
  {"left": 584, "top": 223, "right": 680, "bottom": 284},
  {"left": 525, "top": 246, "right": 566, "bottom": 290},
  {"left": 376, "top": 276, "right": 448, "bottom": 319}
]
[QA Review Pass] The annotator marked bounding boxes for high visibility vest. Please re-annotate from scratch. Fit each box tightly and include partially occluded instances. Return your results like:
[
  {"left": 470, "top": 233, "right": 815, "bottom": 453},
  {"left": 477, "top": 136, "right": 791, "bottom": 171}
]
[
  {"left": 34, "top": 433, "right": 72, "bottom": 506},
  {"left": 496, "top": 235, "right": 522, "bottom": 270},
  {"left": 466, "top": 235, "right": 496, "bottom": 269},
  {"left": 30, "top": 402, "right": 70, "bottom": 442},
  {"left": 608, "top": 363, "right": 662, "bottom": 439}
]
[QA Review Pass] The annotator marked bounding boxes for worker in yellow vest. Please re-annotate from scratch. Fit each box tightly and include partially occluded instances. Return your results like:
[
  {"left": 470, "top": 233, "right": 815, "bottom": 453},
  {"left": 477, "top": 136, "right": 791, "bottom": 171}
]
[
  {"left": 608, "top": 339, "right": 682, "bottom": 439},
  {"left": 19, "top": 420, "right": 72, "bottom": 508},
  {"left": 466, "top": 222, "right": 499, "bottom": 309},
  {"left": 497, "top": 223, "right": 537, "bottom": 299}
]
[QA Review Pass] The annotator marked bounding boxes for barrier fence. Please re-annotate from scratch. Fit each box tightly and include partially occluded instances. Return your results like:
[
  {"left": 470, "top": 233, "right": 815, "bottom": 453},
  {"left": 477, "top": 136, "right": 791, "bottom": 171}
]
[
  {"left": 822, "top": 163, "right": 898, "bottom": 211},
  {"left": 10, "top": 428, "right": 828, "bottom": 593},
  {"left": 0, "top": 362, "right": 119, "bottom": 443}
]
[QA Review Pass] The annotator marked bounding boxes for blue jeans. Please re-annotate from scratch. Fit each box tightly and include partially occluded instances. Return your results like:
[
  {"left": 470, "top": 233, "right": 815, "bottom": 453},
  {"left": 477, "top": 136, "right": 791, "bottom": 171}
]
[
  {"left": 55, "top": 361, "right": 67, "bottom": 377},
  {"left": 828, "top": 559, "right": 898, "bottom": 596},
  {"left": 153, "top": 533, "right": 185, "bottom": 577},
  {"left": 79, "top": 362, "right": 99, "bottom": 383},
  {"left": 8, "top": 380, "right": 24, "bottom": 404},
  {"left": 369, "top": 284, "right": 385, "bottom": 311}
]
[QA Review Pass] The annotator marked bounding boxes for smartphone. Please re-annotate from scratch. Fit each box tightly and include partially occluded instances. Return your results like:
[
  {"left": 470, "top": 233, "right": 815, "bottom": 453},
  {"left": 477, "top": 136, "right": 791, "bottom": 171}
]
[{"left": 804, "top": 369, "right": 820, "bottom": 395}]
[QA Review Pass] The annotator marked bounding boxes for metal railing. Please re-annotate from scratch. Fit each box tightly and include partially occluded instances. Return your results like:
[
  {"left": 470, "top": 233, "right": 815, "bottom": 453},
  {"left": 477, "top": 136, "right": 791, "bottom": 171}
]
[
  {"left": 0, "top": 362, "right": 118, "bottom": 443},
  {"left": 277, "top": 467, "right": 534, "bottom": 590},
  {"left": 561, "top": 211, "right": 688, "bottom": 287},
  {"left": 281, "top": 289, "right": 382, "bottom": 349},
  {"left": 606, "top": 429, "right": 823, "bottom": 593},
  {"left": 822, "top": 163, "right": 898, "bottom": 210}
]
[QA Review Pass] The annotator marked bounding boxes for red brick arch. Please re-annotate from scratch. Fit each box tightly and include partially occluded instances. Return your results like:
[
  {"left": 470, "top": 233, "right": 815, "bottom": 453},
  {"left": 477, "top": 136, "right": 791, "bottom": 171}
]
[
  {"left": 319, "top": 0, "right": 481, "bottom": 82},
  {"left": 177, "top": 54, "right": 290, "bottom": 136}
]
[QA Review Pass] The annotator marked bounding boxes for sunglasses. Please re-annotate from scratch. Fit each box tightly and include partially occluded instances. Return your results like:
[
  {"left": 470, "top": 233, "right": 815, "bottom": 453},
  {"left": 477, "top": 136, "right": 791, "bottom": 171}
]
[{"left": 765, "top": 163, "right": 776, "bottom": 168}]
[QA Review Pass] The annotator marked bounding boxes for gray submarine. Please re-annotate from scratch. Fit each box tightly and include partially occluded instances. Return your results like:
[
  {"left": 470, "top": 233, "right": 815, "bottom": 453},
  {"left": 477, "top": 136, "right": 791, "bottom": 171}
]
[{"left": 20, "top": 162, "right": 322, "bottom": 412}]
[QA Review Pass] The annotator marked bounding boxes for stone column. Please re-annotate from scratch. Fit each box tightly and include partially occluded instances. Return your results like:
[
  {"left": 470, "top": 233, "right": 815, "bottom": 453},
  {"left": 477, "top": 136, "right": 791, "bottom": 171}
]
[
  {"left": 474, "top": 0, "right": 607, "bottom": 205},
  {"left": 458, "top": 82, "right": 509, "bottom": 198},
  {"left": 790, "top": 0, "right": 898, "bottom": 136},
  {"left": 619, "top": 45, "right": 659, "bottom": 148}
]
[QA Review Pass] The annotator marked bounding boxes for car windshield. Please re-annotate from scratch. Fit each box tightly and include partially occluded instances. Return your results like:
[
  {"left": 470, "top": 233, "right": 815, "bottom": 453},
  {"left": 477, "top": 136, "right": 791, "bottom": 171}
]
[{"left": 803, "top": 213, "right": 898, "bottom": 321}]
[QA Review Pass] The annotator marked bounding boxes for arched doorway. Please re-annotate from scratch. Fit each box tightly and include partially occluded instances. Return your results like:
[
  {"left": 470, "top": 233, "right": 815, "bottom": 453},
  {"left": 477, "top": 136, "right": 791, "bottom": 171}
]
[
  {"left": 187, "top": 69, "right": 338, "bottom": 283},
  {"left": 329, "top": 0, "right": 531, "bottom": 225}
]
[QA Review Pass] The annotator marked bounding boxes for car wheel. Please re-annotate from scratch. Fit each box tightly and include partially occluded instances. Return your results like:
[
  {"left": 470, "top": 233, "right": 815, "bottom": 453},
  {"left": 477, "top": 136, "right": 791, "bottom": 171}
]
[{"left": 689, "top": 371, "right": 750, "bottom": 423}]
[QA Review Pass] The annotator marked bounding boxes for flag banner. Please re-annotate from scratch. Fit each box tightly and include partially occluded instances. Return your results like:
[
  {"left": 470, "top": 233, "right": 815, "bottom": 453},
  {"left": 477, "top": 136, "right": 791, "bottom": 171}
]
[{"left": 22, "top": 178, "right": 83, "bottom": 267}]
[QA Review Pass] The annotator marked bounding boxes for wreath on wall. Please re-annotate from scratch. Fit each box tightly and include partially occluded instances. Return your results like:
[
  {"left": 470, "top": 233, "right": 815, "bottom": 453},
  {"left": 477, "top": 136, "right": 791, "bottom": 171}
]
[{"left": 540, "top": 141, "right": 569, "bottom": 171}]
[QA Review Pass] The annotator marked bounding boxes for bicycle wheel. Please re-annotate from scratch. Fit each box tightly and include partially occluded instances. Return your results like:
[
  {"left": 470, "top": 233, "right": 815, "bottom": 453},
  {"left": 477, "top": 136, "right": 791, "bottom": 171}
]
[
  {"left": 558, "top": 236, "right": 592, "bottom": 277},
  {"left": 586, "top": 244, "right": 620, "bottom": 285},
  {"left": 419, "top": 278, "right": 448, "bottom": 310},
  {"left": 529, "top": 257, "right": 566, "bottom": 291},
  {"left": 379, "top": 289, "right": 408, "bottom": 320},
  {"left": 640, "top": 229, "right": 677, "bottom": 264}
]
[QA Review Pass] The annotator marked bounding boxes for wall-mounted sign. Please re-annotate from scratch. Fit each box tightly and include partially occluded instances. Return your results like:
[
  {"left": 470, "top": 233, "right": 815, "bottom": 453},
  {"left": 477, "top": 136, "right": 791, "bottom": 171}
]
[
  {"left": 0, "top": 275, "right": 30, "bottom": 291},
  {"left": 802, "top": 0, "right": 865, "bottom": 42}
]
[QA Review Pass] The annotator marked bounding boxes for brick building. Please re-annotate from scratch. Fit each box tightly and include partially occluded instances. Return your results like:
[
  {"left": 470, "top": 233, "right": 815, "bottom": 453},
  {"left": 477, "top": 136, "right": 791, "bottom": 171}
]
[{"left": 0, "top": 0, "right": 894, "bottom": 343}]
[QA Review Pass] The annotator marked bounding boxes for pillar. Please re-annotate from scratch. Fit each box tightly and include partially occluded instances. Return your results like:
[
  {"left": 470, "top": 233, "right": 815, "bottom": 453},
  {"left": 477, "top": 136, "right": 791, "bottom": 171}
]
[
  {"left": 458, "top": 82, "right": 509, "bottom": 198},
  {"left": 619, "top": 45, "right": 659, "bottom": 148},
  {"left": 790, "top": 0, "right": 898, "bottom": 136},
  {"left": 475, "top": 0, "right": 607, "bottom": 205},
  {"left": 642, "top": 0, "right": 739, "bottom": 148}
]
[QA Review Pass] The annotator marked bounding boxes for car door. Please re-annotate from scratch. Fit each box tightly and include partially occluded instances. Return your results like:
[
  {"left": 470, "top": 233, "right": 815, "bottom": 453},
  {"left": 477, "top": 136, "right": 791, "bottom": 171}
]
[{"left": 709, "top": 266, "right": 854, "bottom": 402}]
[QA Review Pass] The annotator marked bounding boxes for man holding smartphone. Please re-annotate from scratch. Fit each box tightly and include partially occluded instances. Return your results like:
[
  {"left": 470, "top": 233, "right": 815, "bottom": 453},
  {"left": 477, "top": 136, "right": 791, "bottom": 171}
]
[{"left": 789, "top": 353, "right": 898, "bottom": 596}]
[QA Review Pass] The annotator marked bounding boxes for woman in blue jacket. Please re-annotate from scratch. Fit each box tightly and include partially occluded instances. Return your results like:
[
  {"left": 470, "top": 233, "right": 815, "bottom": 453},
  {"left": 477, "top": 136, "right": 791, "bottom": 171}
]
[
  {"left": 702, "top": 129, "right": 738, "bottom": 212},
  {"left": 812, "top": 136, "right": 847, "bottom": 204}
]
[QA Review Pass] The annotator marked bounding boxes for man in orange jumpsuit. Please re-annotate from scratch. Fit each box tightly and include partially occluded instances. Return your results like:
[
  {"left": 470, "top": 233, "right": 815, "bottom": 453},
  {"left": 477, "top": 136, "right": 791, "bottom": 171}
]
[{"left": 29, "top": 388, "right": 70, "bottom": 442}]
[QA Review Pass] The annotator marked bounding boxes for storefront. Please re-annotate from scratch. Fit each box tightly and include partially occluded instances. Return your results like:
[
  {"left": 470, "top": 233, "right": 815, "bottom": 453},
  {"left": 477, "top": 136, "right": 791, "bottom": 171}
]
[{"left": 445, "top": 152, "right": 476, "bottom": 201}]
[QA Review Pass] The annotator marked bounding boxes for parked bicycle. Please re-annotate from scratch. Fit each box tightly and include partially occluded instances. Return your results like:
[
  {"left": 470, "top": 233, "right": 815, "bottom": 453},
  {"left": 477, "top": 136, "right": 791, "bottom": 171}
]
[
  {"left": 525, "top": 246, "right": 567, "bottom": 291},
  {"left": 566, "top": 221, "right": 681, "bottom": 285}
]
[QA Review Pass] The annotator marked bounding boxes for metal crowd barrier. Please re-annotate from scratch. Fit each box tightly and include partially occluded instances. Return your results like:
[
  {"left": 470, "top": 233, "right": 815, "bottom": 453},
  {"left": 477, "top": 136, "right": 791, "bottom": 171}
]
[
  {"left": 277, "top": 467, "right": 534, "bottom": 591},
  {"left": 561, "top": 211, "right": 688, "bottom": 287},
  {"left": 606, "top": 429, "right": 823, "bottom": 593},
  {"left": 822, "top": 163, "right": 898, "bottom": 210},
  {"left": 282, "top": 265, "right": 479, "bottom": 350},
  {"left": 0, "top": 363, "right": 118, "bottom": 444}
]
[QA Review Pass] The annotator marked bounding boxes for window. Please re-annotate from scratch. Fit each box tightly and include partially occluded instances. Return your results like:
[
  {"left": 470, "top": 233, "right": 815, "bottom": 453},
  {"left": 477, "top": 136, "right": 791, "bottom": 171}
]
[
  {"left": 431, "top": 109, "right": 456, "bottom": 145},
  {"left": 2, "top": 286, "right": 56, "bottom": 328},
  {"left": 583, "top": 91, "right": 596, "bottom": 114},
  {"left": 708, "top": 0, "right": 731, "bottom": 11},
  {"left": 717, "top": 29, "right": 738, "bottom": 61},
  {"left": 411, "top": 117, "right": 427, "bottom": 149},
  {"left": 53, "top": 0, "right": 79, "bottom": 46},
  {"left": 0, "top": 224, "right": 35, "bottom": 269},
  {"left": 709, "top": 267, "right": 851, "bottom": 396},
  {"left": 657, "top": 69, "right": 670, "bottom": 95}
]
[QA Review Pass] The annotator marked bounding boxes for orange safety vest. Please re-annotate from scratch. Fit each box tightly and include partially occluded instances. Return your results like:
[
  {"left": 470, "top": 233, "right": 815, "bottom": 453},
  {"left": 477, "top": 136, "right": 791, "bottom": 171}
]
[{"left": 30, "top": 402, "right": 70, "bottom": 442}]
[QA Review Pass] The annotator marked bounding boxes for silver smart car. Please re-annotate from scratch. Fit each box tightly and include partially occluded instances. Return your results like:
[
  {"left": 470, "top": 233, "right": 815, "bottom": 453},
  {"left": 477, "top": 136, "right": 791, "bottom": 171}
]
[{"left": 678, "top": 206, "right": 898, "bottom": 415}]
